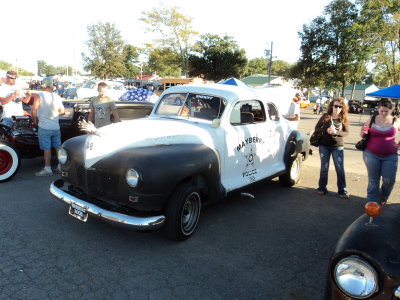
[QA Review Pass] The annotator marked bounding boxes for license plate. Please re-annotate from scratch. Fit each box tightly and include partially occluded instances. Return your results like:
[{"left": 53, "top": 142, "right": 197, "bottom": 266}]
[{"left": 68, "top": 202, "right": 88, "bottom": 222}]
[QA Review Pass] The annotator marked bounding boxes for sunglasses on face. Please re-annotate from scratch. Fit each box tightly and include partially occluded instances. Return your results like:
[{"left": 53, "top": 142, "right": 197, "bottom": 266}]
[{"left": 333, "top": 105, "right": 342, "bottom": 109}]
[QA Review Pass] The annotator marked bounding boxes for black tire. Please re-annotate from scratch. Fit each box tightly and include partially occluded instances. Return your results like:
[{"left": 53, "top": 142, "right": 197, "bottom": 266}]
[
  {"left": 164, "top": 183, "right": 201, "bottom": 241},
  {"left": 0, "top": 143, "right": 21, "bottom": 182},
  {"left": 279, "top": 154, "right": 302, "bottom": 187}
]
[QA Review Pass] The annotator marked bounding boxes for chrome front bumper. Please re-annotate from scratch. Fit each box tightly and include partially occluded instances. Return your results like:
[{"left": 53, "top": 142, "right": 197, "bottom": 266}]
[{"left": 49, "top": 180, "right": 165, "bottom": 230}]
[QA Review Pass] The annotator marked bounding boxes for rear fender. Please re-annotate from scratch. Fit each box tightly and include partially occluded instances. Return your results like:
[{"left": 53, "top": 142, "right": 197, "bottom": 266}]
[{"left": 283, "top": 130, "right": 309, "bottom": 169}]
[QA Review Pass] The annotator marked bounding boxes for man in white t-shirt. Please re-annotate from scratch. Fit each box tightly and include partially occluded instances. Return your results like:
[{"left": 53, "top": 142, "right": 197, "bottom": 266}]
[
  {"left": 0, "top": 71, "right": 31, "bottom": 127},
  {"left": 284, "top": 92, "right": 301, "bottom": 129},
  {"left": 31, "top": 82, "right": 65, "bottom": 176}
]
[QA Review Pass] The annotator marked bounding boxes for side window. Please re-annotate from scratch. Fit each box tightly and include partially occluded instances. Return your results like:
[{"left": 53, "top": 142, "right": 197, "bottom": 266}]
[
  {"left": 189, "top": 94, "right": 226, "bottom": 120},
  {"left": 230, "top": 100, "right": 266, "bottom": 125},
  {"left": 266, "top": 102, "right": 279, "bottom": 121}
]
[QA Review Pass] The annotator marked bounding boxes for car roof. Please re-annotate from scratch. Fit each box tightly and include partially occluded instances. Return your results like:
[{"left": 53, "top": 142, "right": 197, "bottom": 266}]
[{"left": 163, "top": 83, "right": 298, "bottom": 113}]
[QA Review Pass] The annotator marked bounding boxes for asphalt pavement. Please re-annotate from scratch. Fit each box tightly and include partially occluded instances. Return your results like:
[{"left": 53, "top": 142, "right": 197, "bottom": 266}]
[{"left": 0, "top": 107, "right": 398, "bottom": 300}]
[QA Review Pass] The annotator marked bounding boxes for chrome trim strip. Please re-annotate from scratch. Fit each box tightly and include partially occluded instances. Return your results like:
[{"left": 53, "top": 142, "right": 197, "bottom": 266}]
[{"left": 49, "top": 181, "right": 165, "bottom": 230}]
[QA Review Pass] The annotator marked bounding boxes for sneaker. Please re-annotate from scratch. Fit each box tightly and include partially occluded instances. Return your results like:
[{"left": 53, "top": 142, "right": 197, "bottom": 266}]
[
  {"left": 34, "top": 168, "right": 53, "bottom": 176},
  {"left": 338, "top": 193, "right": 350, "bottom": 199}
]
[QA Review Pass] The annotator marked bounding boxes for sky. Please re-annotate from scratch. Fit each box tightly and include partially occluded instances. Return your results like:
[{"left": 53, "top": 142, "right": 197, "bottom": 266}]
[{"left": 1, "top": 0, "right": 333, "bottom": 74}]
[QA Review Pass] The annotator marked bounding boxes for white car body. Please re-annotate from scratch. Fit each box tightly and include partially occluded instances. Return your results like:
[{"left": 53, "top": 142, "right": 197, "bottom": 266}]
[{"left": 85, "top": 84, "right": 301, "bottom": 192}]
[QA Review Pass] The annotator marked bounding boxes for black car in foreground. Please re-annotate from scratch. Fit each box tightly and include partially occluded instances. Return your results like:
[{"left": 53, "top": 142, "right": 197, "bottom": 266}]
[
  {"left": 325, "top": 202, "right": 400, "bottom": 299},
  {"left": 0, "top": 97, "right": 154, "bottom": 182}
]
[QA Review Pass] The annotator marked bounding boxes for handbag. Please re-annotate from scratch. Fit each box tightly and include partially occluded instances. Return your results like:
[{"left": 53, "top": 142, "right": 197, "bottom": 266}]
[
  {"left": 310, "top": 131, "right": 322, "bottom": 147},
  {"left": 355, "top": 137, "right": 368, "bottom": 150},
  {"left": 310, "top": 116, "right": 329, "bottom": 147},
  {"left": 355, "top": 115, "right": 376, "bottom": 151}
]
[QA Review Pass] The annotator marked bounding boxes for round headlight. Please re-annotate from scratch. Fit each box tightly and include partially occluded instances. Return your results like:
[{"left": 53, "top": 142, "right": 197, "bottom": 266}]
[
  {"left": 57, "top": 148, "right": 68, "bottom": 165},
  {"left": 126, "top": 169, "right": 140, "bottom": 187},
  {"left": 334, "top": 256, "right": 378, "bottom": 299}
]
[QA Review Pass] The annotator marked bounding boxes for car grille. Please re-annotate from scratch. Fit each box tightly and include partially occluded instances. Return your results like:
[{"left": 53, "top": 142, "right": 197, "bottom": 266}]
[{"left": 87, "top": 169, "right": 120, "bottom": 200}]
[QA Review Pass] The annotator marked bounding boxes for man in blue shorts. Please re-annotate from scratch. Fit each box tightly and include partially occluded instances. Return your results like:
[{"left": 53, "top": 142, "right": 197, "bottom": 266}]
[{"left": 31, "top": 80, "right": 65, "bottom": 176}]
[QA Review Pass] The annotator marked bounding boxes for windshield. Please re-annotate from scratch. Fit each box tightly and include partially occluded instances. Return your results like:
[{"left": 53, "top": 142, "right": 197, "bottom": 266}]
[{"left": 155, "top": 93, "right": 226, "bottom": 120}]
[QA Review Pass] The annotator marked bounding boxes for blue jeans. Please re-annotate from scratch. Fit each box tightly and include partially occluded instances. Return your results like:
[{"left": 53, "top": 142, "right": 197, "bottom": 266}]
[
  {"left": 318, "top": 145, "right": 347, "bottom": 195},
  {"left": 363, "top": 149, "right": 397, "bottom": 204}
]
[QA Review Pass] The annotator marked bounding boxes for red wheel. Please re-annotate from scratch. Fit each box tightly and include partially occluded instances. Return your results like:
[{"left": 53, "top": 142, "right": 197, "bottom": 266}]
[{"left": 0, "top": 144, "right": 20, "bottom": 182}]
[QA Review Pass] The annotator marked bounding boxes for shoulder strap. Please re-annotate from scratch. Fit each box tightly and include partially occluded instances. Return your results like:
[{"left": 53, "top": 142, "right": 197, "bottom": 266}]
[
  {"left": 369, "top": 114, "right": 376, "bottom": 127},
  {"left": 392, "top": 117, "right": 396, "bottom": 125}
]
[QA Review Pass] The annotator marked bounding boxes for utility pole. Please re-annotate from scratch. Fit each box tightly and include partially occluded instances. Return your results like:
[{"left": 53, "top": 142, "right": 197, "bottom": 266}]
[{"left": 264, "top": 42, "right": 274, "bottom": 85}]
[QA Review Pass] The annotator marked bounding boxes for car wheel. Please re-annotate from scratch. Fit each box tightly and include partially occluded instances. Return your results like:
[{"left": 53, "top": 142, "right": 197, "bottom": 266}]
[
  {"left": 0, "top": 143, "right": 21, "bottom": 182},
  {"left": 279, "top": 154, "right": 302, "bottom": 187},
  {"left": 164, "top": 183, "right": 201, "bottom": 241}
]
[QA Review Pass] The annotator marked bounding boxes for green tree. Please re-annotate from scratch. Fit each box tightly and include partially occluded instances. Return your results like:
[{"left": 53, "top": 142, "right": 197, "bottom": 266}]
[
  {"left": 36, "top": 60, "right": 73, "bottom": 76},
  {"left": 0, "top": 61, "right": 13, "bottom": 71},
  {"left": 140, "top": 6, "right": 198, "bottom": 76},
  {"left": 146, "top": 46, "right": 181, "bottom": 77},
  {"left": 324, "top": 0, "right": 365, "bottom": 94},
  {"left": 358, "top": 0, "right": 400, "bottom": 85},
  {"left": 245, "top": 58, "right": 268, "bottom": 76},
  {"left": 188, "top": 34, "right": 248, "bottom": 81},
  {"left": 122, "top": 44, "right": 140, "bottom": 78},
  {"left": 296, "top": 16, "right": 331, "bottom": 91},
  {"left": 82, "top": 22, "right": 126, "bottom": 79},
  {"left": 0, "top": 61, "right": 33, "bottom": 76},
  {"left": 297, "top": 0, "right": 368, "bottom": 95},
  {"left": 271, "top": 60, "right": 292, "bottom": 77},
  {"left": 244, "top": 58, "right": 291, "bottom": 78}
]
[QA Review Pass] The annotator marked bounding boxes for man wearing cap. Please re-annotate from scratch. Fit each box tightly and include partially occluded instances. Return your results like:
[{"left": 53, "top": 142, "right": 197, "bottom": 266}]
[
  {"left": 31, "top": 81, "right": 65, "bottom": 176},
  {"left": 0, "top": 71, "right": 31, "bottom": 127}
]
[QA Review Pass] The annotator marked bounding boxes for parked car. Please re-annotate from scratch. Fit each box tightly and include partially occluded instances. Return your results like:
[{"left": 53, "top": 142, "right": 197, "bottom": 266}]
[
  {"left": 325, "top": 203, "right": 400, "bottom": 299},
  {"left": 348, "top": 100, "right": 363, "bottom": 114},
  {"left": 362, "top": 101, "right": 379, "bottom": 116},
  {"left": 0, "top": 96, "right": 154, "bottom": 182},
  {"left": 76, "top": 80, "right": 127, "bottom": 100},
  {"left": 299, "top": 98, "right": 311, "bottom": 108},
  {"left": 49, "top": 83, "right": 311, "bottom": 241}
]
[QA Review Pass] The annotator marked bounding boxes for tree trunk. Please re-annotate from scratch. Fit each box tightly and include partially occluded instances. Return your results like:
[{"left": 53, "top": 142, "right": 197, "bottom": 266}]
[{"left": 351, "top": 82, "right": 356, "bottom": 100}]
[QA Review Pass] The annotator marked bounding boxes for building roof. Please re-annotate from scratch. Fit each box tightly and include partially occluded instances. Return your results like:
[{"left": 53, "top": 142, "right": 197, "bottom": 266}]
[
  {"left": 241, "top": 75, "right": 281, "bottom": 86},
  {"left": 344, "top": 84, "right": 376, "bottom": 91}
]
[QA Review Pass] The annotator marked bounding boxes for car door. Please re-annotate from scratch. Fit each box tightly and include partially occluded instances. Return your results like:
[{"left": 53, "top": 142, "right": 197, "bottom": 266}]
[{"left": 222, "top": 100, "right": 280, "bottom": 191}]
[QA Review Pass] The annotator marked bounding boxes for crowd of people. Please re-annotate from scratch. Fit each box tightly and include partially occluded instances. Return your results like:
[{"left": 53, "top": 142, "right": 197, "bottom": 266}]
[
  {"left": 309, "top": 96, "right": 399, "bottom": 205},
  {"left": 0, "top": 70, "right": 121, "bottom": 177},
  {"left": 283, "top": 89, "right": 399, "bottom": 205}
]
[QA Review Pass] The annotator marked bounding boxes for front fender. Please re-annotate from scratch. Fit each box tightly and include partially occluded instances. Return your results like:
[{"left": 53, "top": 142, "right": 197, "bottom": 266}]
[{"left": 63, "top": 142, "right": 223, "bottom": 212}]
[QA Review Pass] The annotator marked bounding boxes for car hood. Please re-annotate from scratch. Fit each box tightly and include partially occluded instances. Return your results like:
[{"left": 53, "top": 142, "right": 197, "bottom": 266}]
[
  {"left": 334, "top": 203, "right": 400, "bottom": 279},
  {"left": 83, "top": 117, "right": 217, "bottom": 168}
]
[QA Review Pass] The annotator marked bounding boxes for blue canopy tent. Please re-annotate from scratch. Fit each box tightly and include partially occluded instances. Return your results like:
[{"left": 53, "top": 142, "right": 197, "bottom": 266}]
[
  {"left": 366, "top": 84, "right": 400, "bottom": 100},
  {"left": 219, "top": 78, "right": 251, "bottom": 88}
]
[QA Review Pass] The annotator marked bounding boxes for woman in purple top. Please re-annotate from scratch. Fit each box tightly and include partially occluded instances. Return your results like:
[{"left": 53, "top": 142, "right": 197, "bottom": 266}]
[{"left": 361, "top": 98, "right": 400, "bottom": 205}]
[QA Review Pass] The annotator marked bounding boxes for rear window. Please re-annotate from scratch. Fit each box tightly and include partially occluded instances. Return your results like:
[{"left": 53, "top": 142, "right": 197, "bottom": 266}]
[{"left": 230, "top": 100, "right": 266, "bottom": 125}]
